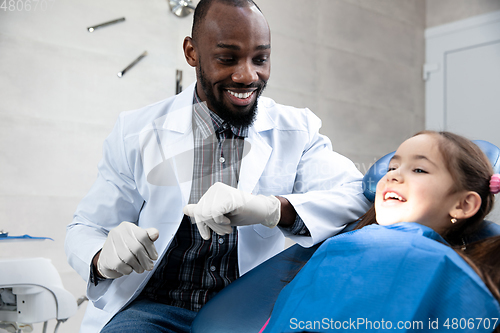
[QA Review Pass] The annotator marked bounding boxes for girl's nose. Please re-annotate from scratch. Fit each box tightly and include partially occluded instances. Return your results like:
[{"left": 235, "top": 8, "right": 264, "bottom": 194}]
[{"left": 387, "top": 169, "right": 403, "bottom": 183}]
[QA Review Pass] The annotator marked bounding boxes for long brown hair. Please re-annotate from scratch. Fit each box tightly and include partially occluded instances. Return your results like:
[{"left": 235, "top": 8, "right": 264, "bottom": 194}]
[{"left": 355, "top": 131, "right": 500, "bottom": 301}]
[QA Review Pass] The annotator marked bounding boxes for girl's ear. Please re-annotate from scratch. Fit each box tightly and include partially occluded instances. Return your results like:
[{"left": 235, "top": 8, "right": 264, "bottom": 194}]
[
  {"left": 183, "top": 37, "right": 198, "bottom": 67},
  {"left": 450, "top": 191, "right": 482, "bottom": 220}
]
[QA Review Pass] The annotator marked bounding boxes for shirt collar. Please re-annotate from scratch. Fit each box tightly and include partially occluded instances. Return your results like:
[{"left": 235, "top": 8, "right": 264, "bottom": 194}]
[{"left": 193, "top": 88, "right": 249, "bottom": 139}]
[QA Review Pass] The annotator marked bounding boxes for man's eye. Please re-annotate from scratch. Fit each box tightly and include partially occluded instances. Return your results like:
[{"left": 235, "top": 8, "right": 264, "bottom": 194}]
[
  {"left": 254, "top": 57, "right": 268, "bottom": 64},
  {"left": 218, "top": 57, "right": 235, "bottom": 63}
]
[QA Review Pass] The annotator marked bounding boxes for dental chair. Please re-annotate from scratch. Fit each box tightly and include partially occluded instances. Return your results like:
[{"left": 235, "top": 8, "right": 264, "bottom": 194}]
[
  {"left": 0, "top": 252, "right": 79, "bottom": 333},
  {"left": 190, "top": 140, "right": 500, "bottom": 333}
]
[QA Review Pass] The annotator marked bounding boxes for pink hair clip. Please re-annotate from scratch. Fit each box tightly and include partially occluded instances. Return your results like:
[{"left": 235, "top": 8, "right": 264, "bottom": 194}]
[{"left": 490, "top": 174, "right": 500, "bottom": 194}]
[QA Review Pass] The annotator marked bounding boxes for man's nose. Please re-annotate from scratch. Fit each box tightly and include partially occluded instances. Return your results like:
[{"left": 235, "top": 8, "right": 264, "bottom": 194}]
[{"left": 232, "top": 61, "right": 259, "bottom": 85}]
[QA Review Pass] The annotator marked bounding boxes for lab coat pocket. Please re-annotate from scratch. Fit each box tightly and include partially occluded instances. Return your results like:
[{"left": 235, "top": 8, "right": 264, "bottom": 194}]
[
  {"left": 256, "top": 174, "right": 296, "bottom": 196},
  {"left": 253, "top": 224, "right": 281, "bottom": 238}
]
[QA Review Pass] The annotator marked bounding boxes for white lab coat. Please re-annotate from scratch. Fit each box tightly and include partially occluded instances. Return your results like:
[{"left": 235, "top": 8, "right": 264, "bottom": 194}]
[{"left": 65, "top": 82, "right": 370, "bottom": 332}]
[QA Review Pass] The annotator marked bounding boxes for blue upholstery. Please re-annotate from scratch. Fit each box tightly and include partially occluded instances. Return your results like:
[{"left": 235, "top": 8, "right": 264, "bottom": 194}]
[
  {"left": 190, "top": 243, "right": 322, "bottom": 333},
  {"left": 475, "top": 140, "right": 500, "bottom": 174},
  {"left": 190, "top": 139, "right": 500, "bottom": 333},
  {"left": 362, "top": 150, "right": 394, "bottom": 202}
]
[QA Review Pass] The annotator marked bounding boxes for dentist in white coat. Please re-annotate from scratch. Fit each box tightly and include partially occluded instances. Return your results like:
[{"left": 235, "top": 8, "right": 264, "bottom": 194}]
[{"left": 65, "top": 0, "right": 370, "bottom": 332}]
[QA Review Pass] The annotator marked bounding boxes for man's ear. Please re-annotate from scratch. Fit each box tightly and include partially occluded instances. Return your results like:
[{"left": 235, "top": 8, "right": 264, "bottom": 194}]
[
  {"left": 450, "top": 191, "right": 482, "bottom": 220},
  {"left": 183, "top": 37, "right": 198, "bottom": 67}
]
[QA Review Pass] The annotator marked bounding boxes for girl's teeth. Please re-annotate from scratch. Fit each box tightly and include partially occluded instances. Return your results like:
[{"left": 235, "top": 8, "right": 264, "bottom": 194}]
[{"left": 384, "top": 192, "right": 405, "bottom": 201}]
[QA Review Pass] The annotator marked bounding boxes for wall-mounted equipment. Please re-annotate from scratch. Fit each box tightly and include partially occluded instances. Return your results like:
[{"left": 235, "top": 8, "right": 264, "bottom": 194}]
[
  {"left": 169, "top": 0, "right": 195, "bottom": 17},
  {"left": 176, "top": 70, "right": 183, "bottom": 94},
  {"left": 87, "top": 17, "right": 126, "bottom": 32},
  {"left": 117, "top": 51, "right": 148, "bottom": 78}
]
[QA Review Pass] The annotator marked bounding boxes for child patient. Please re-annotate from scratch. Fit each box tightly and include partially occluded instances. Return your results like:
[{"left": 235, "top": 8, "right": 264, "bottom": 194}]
[{"left": 262, "top": 131, "right": 500, "bottom": 333}]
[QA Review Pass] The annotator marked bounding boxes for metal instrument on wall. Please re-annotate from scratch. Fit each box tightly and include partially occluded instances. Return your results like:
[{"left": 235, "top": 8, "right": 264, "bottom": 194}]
[
  {"left": 117, "top": 51, "right": 148, "bottom": 78},
  {"left": 87, "top": 17, "right": 126, "bottom": 32},
  {"left": 176, "top": 70, "right": 183, "bottom": 94},
  {"left": 169, "top": 0, "right": 195, "bottom": 17}
]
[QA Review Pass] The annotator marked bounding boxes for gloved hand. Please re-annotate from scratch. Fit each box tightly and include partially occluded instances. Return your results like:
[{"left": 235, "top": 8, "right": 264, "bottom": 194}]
[
  {"left": 183, "top": 182, "right": 281, "bottom": 240},
  {"left": 96, "top": 221, "right": 160, "bottom": 279}
]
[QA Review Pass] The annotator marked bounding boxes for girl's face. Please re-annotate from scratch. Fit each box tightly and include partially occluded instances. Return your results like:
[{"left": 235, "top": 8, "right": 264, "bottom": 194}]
[{"left": 375, "top": 134, "right": 463, "bottom": 234}]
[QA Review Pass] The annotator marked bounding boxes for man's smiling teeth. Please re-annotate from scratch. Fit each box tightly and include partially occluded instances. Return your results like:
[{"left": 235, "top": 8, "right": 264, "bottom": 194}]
[
  {"left": 384, "top": 192, "right": 406, "bottom": 202},
  {"left": 228, "top": 90, "right": 253, "bottom": 99}
]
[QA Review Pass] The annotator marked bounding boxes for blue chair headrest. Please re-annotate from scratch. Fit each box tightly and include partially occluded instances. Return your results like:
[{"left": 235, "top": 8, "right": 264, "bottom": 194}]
[
  {"left": 474, "top": 140, "right": 500, "bottom": 174},
  {"left": 363, "top": 140, "right": 500, "bottom": 202}
]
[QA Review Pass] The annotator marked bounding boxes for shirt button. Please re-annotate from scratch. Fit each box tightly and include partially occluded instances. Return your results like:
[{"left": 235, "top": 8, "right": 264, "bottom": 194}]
[
  {"left": 210, "top": 266, "right": 216, "bottom": 272},
  {"left": 219, "top": 157, "right": 225, "bottom": 163},
  {"left": 218, "top": 238, "right": 224, "bottom": 244}
]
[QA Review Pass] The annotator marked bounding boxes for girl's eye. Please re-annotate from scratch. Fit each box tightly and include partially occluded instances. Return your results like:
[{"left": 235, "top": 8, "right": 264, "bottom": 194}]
[
  {"left": 387, "top": 166, "right": 397, "bottom": 172},
  {"left": 413, "top": 168, "right": 427, "bottom": 174}
]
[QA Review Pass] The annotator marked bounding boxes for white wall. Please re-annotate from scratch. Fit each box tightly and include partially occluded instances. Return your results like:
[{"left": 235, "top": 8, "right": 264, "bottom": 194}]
[
  {"left": 261, "top": 0, "right": 426, "bottom": 172},
  {"left": 0, "top": 1, "right": 195, "bottom": 332},
  {"left": 427, "top": 0, "right": 500, "bottom": 27},
  {"left": 0, "top": 1, "right": 426, "bottom": 332}
]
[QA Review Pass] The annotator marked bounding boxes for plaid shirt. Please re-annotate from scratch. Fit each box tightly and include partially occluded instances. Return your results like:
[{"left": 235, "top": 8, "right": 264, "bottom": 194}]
[{"left": 140, "top": 90, "right": 310, "bottom": 311}]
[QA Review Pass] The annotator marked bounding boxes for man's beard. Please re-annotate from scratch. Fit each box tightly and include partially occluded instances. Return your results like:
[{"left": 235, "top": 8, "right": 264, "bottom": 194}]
[{"left": 197, "top": 64, "right": 267, "bottom": 128}]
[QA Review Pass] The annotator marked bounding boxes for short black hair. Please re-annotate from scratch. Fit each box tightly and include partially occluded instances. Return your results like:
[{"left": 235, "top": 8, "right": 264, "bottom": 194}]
[{"left": 191, "top": 0, "right": 262, "bottom": 41}]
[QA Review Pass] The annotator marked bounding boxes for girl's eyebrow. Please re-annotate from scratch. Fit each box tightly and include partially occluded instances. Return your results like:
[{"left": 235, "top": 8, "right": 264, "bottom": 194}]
[
  {"left": 390, "top": 154, "right": 438, "bottom": 167},
  {"left": 412, "top": 155, "right": 438, "bottom": 167}
]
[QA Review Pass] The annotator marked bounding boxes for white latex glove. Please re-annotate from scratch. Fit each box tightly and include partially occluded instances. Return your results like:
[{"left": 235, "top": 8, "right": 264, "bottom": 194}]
[
  {"left": 183, "top": 182, "right": 281, "bottom": 240},
  {"left": 97, "top": 221, "right": 160, "bottom": 279}
]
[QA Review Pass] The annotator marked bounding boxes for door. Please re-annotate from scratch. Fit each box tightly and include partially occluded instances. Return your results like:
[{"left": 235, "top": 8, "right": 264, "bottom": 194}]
[
  {"left": 446, "top": 41, "right": 500, "bottom": 146},
  {"left": 426, "top": 10, "right": 500, "bottom": 221}
]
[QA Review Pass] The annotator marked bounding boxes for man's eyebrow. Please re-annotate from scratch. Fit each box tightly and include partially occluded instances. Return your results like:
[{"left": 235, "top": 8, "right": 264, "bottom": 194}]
[
  {"left": 216, "top": 43, "right": 271, "bottom": 51},
  {"left": 256, "top": 44, "right": 271, "bottom": 50},
  {"left": 216, "top": 43, "right": 240, "bottom": 50}
]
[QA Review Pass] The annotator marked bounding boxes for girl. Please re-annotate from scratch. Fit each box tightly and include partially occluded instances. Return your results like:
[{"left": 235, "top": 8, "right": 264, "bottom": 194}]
[{"left": 262, "top": 131, "right": 500, "bottom": 332}]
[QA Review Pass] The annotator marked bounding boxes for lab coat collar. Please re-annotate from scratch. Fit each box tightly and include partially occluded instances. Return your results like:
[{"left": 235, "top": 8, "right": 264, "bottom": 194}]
[
  {"left": 162, "top": 82, "right": 196, "bottom": 133},
  {"left": 239, "top": 97, "right": 277, "bottom": 193},
  {"left": 237, "top": 126, "right": 272, "bottom": 193},
  {"left": 252, "top": 96, "right": 277, "bottom": 133}
]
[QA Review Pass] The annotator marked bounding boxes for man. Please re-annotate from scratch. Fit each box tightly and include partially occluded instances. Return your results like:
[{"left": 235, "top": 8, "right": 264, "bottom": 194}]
[{"left": 65, "top": 0, "right": 370, "bottom": 332}]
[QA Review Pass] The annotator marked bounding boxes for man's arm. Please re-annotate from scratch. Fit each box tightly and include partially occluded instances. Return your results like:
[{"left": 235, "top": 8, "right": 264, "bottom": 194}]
[
  {"left": 183, "top": 107, "right": 370, "bottom": 244},
  {"left": 277, "top": 109, "right": 371, "bottom": 246},
  {"left": 65, "top": 115, "right": 145, "bottom": 286}
]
